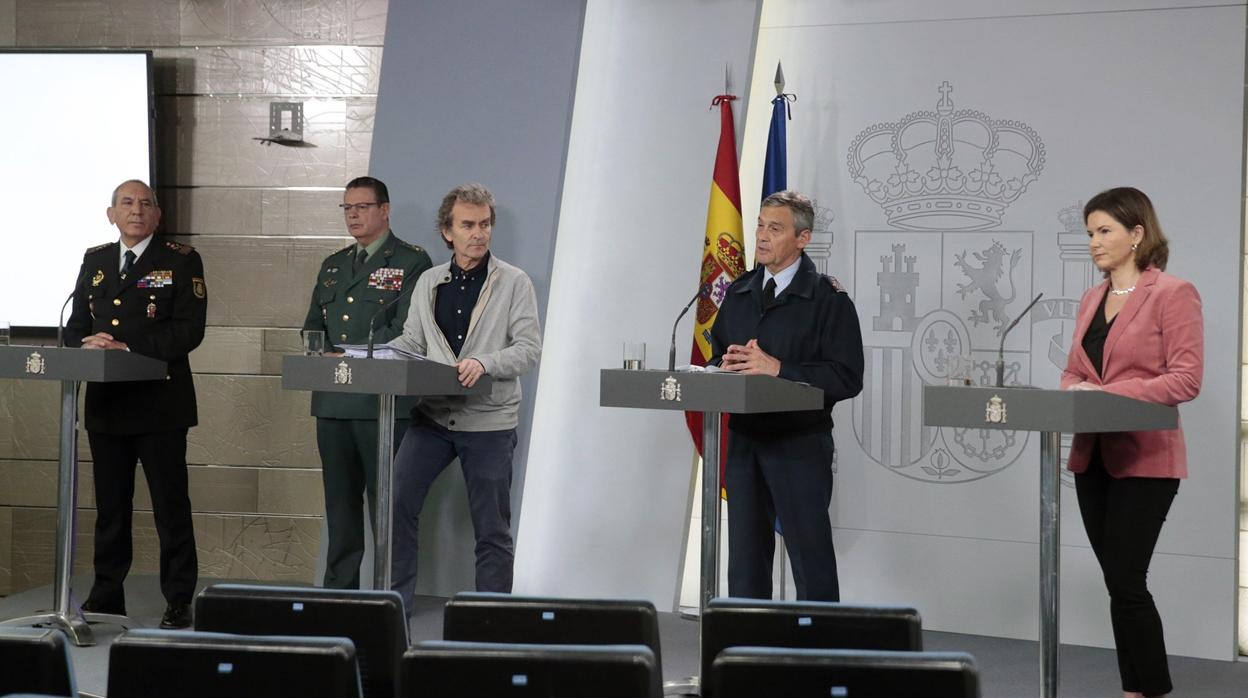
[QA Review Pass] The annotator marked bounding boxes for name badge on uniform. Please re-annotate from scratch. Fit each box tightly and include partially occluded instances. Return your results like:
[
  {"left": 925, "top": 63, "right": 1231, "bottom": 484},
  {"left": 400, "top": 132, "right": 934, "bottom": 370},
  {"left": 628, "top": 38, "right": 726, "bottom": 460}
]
[
  {"left": 368, "top": 267, "right": 404, "bottom": 291},
  {"left": 137, "top": 270, "right": 173, "bottom": 288}
]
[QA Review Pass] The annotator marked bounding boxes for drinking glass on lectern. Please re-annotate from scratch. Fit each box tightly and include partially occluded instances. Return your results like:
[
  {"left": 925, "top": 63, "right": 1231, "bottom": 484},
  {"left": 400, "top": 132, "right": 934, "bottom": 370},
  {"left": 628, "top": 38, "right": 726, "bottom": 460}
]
[
  {"left": 622, "top": 342, "right": 645, "bottom": 370},
  {"left": 303, "top": 330, "right": 325, "bottom": 356}
]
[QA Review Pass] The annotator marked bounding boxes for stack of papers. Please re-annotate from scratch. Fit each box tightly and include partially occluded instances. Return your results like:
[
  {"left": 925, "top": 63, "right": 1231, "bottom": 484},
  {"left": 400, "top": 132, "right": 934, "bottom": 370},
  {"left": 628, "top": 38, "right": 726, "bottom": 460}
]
[{"left": 338, "top": 343, "right": 427, "bottom": 360}]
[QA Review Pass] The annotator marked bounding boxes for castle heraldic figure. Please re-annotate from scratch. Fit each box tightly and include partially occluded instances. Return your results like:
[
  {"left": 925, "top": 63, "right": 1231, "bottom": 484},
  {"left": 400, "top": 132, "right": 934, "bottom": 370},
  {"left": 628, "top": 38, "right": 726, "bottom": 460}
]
[
  {"left": 710, "top": 189, "right": 865, "bottom": 601},
  {"left": 387, "top": 183, "right": 542, "bottom": 613},
  {"left": 302, "top": 176, "right": 432, "bottom": 589},
  {"left": 63, "top": 179, "right": 207, "bottom": 629}
]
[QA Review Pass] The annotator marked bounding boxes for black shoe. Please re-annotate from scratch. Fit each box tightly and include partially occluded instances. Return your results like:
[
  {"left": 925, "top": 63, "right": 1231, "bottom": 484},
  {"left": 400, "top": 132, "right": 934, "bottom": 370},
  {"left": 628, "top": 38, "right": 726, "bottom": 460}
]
[
  {"left": 159, "top": 602, "right": 192, "bottom": 629},
  {"left": 81, "top": 598, "right": 126, "bottom": 616}
]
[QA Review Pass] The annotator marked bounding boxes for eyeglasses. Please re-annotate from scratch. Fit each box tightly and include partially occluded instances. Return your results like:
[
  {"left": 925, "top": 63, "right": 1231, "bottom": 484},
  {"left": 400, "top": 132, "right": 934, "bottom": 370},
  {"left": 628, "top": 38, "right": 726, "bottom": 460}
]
[{"left": 339, "top": 202, "right": 381, "bottom": 214}]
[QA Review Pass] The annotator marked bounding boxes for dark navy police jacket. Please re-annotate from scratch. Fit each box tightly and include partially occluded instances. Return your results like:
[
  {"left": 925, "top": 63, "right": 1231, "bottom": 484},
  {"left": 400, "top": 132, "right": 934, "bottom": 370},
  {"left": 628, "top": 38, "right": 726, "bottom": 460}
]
[{"left": 709, "top": 253, "right": 865, "bottom": 440}]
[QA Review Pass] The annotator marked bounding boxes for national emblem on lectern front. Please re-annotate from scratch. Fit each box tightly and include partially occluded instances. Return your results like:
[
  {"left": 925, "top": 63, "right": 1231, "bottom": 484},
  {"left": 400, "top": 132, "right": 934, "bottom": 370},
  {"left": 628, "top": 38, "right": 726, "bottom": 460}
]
[
  {"left": 25, "top": 351, "right": 46, "bottom": 375},
  {"left": 334, "top": 360, "right": 352, "bottom": 385},
  {"left": 660, "top": 376, "right": 682, "bottom": 402},
  {"left": 985, "top": 394, "right": 1007, "bottom": 424}
]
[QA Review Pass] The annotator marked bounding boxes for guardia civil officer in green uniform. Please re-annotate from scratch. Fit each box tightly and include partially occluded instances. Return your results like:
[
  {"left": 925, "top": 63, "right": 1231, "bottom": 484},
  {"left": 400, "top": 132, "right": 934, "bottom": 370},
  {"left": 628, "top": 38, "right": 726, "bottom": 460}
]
[{"left": 303, "top": 176, "right": 432, "bottom": 589}]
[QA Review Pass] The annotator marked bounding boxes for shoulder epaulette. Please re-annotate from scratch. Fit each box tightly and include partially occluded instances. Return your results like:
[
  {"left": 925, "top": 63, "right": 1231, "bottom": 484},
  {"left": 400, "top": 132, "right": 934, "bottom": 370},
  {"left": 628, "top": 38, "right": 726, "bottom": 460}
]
[
  {"left": 399, "top": 240, "right": 426, "bottom": 253},
  {"left": 86, "top": 242, "right": 111, "bottom": 254},
  {"left": 822, "top": 275, "right": 847, "bottom": 293},
  {"left": 339, "top": 244, "right": 356, "bottom": 256},
  {"left": 165, "top": 240, "right": 195, "bottom": 255}
]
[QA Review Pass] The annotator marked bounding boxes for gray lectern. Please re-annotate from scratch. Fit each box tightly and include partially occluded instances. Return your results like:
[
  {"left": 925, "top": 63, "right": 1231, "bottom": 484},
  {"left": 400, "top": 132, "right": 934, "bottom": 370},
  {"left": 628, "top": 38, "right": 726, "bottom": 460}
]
[
  {"left": 922, "top": 385, "right": 1177, "bottom": 698},
  {"left": 0, "top": 346, "right": 167, "bottom": 646},
  {"left": 281, "top": 355, "right": 491, "bottom": 590},
  {"left": 601, "top": 368, "right": 823, "bottom": 693}
]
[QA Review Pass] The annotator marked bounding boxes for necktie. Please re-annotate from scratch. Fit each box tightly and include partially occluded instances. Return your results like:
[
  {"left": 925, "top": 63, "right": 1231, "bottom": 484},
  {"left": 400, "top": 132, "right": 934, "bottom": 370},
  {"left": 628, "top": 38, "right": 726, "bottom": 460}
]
[
  {"left": 762, "top": 277, "right": 776, "bottom": 308},
  {"left": 354, "top": 248, "right": 368, "bottom": 274},
  {"left": 122, "top": 250, "right": 136, "bottom": 276}
]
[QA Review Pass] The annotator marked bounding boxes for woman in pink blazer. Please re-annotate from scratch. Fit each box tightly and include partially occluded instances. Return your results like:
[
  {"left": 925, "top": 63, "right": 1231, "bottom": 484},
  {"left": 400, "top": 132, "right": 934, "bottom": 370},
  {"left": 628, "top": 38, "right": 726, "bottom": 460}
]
[{"left": 1060, "top": 187, "right": 1203, "bottom": 698}]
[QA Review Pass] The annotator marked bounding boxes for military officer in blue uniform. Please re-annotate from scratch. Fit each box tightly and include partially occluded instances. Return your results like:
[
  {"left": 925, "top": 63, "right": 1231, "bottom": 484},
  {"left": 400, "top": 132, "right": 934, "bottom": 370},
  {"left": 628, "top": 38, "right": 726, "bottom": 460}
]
[
  {"left": 710, "top": 189, "right": 864, "bottom": 602},
  {"left": 64, "top": 179, "right": 207, "bottom": 629},
  {"left": 302, "top": 176, "right": 432, "bottom": 589}
]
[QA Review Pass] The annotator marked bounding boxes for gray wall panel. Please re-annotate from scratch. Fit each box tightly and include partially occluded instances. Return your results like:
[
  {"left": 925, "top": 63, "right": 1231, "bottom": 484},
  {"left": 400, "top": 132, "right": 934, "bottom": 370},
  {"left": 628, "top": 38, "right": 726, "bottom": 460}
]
[
  {"left": 0, "top": 1, "right": 15, "bottom": 45},
  {"left": 370, "top": 0, "right": 585, "bottom": 597},
  {"left": 153, "top": 46, "right": 382, "bottom": 96},
  {"left": 189, "top": 374, "right": 317, "bottom": 468},
  {"left": 179, "top": 0, "right": 385, "bottom": 46},
  {"left": 158, "top": 97, "right": 362, "bottom": 187},
  {"left": 172, "top": 235, "right": 347, "bottom": 326},
  {"left": 15, "top": 0, "right": 178, "bottom": 46}
]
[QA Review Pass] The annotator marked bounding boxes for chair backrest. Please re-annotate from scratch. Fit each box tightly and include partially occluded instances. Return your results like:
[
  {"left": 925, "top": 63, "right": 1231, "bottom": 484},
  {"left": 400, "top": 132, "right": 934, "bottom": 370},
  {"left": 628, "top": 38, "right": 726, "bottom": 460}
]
[
  {"left": 107, "top": 628, "right": 362, "bottom": 698},
  {"left": 0, "top": 627, "right": 76, "bottom": 697},
  {"left": 709, "top": 647, "right": 980, "bottom": 698},
  {"left": 402, "top": 640, "right": 661, "bottom": 698},
  {"left": 194, "top": 583, "right": 407, "bottom": 698},
  {"left": 701, "top": 598, "right": 922, "bottom": 697},
  {"left": 442, "top": 592, "right": 662, "bottom": 674}
]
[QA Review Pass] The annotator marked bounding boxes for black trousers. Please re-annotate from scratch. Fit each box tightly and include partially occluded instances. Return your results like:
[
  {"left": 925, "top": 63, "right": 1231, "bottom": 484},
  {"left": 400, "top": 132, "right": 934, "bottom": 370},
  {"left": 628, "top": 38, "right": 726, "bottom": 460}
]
[
  {"left": 86, "top": 429, "right": 197, "bottom": 608},
  {"left": 726, "top": 429, "right": 838, "bottom": 601},
  {"left": 315, "top": 417, "right": 409, "bottom": 589},
  {"left": 1075, "top": 442, "right": 1178, "bottom": 697}
]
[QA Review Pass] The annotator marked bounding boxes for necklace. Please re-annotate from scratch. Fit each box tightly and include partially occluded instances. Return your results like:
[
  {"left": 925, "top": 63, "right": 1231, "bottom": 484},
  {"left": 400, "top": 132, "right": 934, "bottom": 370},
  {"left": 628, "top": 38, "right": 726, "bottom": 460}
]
[{"left": 1109, "top": 285, "right": 1135, "bottom": 296}]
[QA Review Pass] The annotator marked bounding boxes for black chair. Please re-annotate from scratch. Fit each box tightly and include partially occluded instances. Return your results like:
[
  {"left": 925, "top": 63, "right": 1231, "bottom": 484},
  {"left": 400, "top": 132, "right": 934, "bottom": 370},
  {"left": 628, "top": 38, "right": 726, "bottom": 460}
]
[
  {"left": 194, "top": 583, "right": 406, "bottom": 698},
  {"left": 107, "top": 628, "right": 362, "bottom": 698},
  {"left": 709, "top": 647, "right": 980, "bottom": 698},
  {"left": 701, "top": 598, "right": 922, "bottom": 696},
  {"left": 442, "top": 592, "right": 662, "bottom": 674},
  {"left": 0, "top": 627, "right": 76, "bottom": 697},
  {"left": 402, "top": 640, "right": 661, "bottom": 698}
]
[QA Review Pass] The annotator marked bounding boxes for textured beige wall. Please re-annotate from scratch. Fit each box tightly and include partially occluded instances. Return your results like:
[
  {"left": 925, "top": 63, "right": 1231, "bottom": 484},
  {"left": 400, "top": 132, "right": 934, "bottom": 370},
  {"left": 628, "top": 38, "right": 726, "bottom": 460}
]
[{"left": 0, "top": 0, "right": 388, "bottom": 596}]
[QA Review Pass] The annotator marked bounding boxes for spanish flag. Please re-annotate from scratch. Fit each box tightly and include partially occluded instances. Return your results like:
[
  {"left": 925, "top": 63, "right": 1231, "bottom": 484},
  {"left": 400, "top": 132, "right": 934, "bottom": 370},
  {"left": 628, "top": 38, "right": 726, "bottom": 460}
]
[{"left": 686, "top": 95, "right": 746, "bottom": 457}]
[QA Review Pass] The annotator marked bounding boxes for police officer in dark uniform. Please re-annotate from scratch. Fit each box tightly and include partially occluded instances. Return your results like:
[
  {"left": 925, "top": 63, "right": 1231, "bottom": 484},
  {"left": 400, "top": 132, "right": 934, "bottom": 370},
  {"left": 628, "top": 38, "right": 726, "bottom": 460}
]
[
  {"left": 710, "top": 189, "right": 864, "bottom": 602},
  {"left": 302, "top": 176, "right": 432, "bottom": 589},
  {"left": 63, "top": 179, "right": 207, "bottom": 629}
]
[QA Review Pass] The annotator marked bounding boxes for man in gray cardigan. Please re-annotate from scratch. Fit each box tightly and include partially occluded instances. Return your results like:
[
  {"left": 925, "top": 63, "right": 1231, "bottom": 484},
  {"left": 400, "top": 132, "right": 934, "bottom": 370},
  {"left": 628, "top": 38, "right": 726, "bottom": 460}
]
[{"left": 388, "top": 183, "right": 542, "bottom": 608}]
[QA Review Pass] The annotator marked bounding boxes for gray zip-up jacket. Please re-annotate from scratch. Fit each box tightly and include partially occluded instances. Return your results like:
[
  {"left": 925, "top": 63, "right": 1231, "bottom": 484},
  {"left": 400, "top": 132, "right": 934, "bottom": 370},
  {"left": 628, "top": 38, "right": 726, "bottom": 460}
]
[{"left": 390, "top": 254, "right": 542, "bottom": 431}]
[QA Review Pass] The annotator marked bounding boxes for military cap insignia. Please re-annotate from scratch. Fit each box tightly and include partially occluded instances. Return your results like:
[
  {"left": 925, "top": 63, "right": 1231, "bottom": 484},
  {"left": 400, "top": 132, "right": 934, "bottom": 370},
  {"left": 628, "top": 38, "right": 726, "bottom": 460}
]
[
  {"left": 193, "top": 277, "right": 207, "bottom": 299},
  {"left": 368, "top": 267, "right": 404, "bottom": 291},
  {"left": 91, "top": 270, "right": 105, "bottom": 287}
]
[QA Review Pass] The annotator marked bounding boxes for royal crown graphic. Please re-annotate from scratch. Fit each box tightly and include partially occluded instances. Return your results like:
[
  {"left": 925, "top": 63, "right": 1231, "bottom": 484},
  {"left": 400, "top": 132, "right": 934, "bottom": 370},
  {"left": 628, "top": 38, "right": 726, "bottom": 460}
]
[{"left": 847, "top": 81, "right": 1045, "bottom": 231}]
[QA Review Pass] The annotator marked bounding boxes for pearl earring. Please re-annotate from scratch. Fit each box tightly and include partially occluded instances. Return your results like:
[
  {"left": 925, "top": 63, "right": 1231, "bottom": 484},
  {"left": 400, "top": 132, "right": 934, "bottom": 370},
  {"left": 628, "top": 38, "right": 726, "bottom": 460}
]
[{"left": 1131, "top": 242, "right": 1138, "bottom": 251}]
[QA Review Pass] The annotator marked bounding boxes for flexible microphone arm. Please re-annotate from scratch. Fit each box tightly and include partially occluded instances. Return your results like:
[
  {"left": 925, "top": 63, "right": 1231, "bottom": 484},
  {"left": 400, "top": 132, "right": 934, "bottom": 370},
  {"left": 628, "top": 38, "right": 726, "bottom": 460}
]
[
  {"left": 367, "top": 281, "right": 418, "bottom": 358},
  {"left": 58, "top": 268, "right": 91, "bottom": 347},
  {"left": 669, "top": 285, "right": 709, "bottom": 371},
  {"left": 995, "top": 292, "right": 1044, "bottom": 387}
]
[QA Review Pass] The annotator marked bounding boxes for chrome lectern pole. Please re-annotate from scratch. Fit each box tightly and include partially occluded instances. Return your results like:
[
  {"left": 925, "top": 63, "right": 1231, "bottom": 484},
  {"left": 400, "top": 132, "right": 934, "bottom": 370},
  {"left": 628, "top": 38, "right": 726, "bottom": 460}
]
[
  {"left": 373, "top": 393, "right": 396, "bottom": 591},
  {"left": 1039, "top": 430, "right": 1061, "bottom": 698},
  {"left": 1, "top": 380, "right": 95, "bottom": 645}
]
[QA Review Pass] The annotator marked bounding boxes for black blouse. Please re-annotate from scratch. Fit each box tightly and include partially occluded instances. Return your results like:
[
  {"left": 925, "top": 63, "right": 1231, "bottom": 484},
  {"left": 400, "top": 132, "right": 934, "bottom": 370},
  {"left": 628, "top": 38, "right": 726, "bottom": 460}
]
[{"left": 1081, "top": 289, "right": 1115, "bottom": 378}]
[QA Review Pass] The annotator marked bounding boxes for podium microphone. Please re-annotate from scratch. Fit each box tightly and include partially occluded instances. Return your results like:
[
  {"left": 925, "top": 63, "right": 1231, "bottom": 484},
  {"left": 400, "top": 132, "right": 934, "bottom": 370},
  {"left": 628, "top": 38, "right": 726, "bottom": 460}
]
[
  {"left": 58, "top": 268, "right": 91, "bottom": 347},
  {"left": 366, "top": 280, "right": 418, "bottom": 358},
  {"left": 669, "top": 284, "right": 710, "bottom": 371},
  {"left": 995, "top": 292, "right": 1043, "bottom": 387}
]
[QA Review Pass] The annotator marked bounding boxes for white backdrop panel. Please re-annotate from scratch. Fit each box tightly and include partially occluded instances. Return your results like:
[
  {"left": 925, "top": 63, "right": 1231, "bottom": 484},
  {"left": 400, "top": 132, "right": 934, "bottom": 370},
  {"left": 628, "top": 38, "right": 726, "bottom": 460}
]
[
  {"left": 741, "top": 0, "right": 1243, "bottom": 659},
  {"left": 514, "top": 0, "right": 762, "bottom": 606}
]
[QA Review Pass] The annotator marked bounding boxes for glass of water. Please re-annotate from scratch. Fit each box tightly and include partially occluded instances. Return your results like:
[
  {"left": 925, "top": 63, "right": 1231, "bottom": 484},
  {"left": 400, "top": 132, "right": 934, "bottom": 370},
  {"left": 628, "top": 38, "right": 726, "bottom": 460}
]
[
  {"left": 622, "top": 342, "right": 646, "bottom": 370},
  {"left": 0, "top": 321, "right": 10, "bottom": 346},
  {"left": 302, "top": 330, "right": 325, "bottom": 356}
]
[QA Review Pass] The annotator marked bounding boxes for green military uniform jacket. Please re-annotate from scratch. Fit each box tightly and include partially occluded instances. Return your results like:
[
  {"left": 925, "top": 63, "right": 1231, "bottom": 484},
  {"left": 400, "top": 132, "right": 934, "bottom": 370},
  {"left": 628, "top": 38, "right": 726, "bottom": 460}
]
[{"left": 302, "top": 231, "right": 432, "bottom": 419}]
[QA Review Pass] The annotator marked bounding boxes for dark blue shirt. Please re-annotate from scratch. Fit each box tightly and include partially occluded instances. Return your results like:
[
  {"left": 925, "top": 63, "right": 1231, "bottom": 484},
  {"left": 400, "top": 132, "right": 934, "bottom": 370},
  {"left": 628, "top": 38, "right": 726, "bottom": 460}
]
[{"left": 435, "top": 253, "right": 489, "bottom": 356}]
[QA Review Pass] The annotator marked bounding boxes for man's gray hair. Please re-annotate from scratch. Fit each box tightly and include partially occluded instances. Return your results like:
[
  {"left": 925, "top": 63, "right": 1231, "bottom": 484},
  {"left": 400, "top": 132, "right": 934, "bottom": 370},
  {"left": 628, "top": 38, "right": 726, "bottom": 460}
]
[
  {"left": 110, "top": 179, "right": 159, "bottom": 207},
  {"left": 761, "top": 190, "right": 814, "bottom": 233},
  {"left": 437, "top": 183, "right": 496, "bottom": 231}
]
